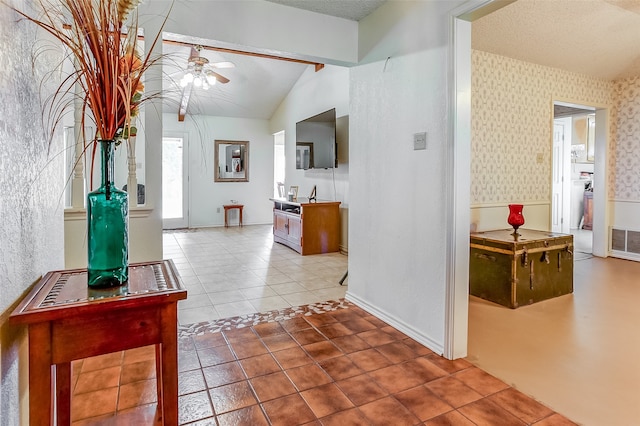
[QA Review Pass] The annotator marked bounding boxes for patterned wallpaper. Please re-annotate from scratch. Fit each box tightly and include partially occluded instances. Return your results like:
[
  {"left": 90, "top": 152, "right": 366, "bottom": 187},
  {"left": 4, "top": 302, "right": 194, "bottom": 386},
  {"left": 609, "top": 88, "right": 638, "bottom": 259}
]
[
  {"left": 471, "top": 50, "right": 614, "bottom": 205},
  {"left": 612, "top": 76, "right": 640, "bottom": 200}
]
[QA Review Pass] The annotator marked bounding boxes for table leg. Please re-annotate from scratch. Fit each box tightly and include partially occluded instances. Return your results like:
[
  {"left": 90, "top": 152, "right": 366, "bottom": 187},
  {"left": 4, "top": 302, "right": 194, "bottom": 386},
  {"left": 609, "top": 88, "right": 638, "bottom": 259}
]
[
  {"left": 56, "top": 362, "right": 72, "bottom": 426},
  {"left": 239, "top": 207, "right": 243, "bottom": 227},
  {"left": 155, "top": 344, "right": 163, "bottom": 415},
  {"left": 29, "top": 323, "right": 53, "bottom": 426},
  {"left": 159, "top": 303, "right": 179, "bottom": 425},
  {"left": 224, "top": 208, "right": 228, "bottom": 227}
]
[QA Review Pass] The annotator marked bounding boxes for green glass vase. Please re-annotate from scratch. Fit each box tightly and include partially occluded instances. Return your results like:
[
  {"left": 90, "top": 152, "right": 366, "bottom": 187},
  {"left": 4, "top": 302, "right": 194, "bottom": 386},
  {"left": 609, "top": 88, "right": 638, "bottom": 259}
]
[{"left": 87, "top": 140, "right": 129, "bottom": 287}]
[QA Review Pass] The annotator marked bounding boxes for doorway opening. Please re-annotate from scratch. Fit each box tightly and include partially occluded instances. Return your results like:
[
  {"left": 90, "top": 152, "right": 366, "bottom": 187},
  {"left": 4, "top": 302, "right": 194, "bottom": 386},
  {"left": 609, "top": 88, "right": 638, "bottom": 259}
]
[
  {"left": 552, "top": 101, "right": 600, "bottom": 259},
  {"left": 273, "top": 131, "right": 285, "bottom": 198},
  {"left": 162, "top": 135, "right": 189, "bottom": 229}
]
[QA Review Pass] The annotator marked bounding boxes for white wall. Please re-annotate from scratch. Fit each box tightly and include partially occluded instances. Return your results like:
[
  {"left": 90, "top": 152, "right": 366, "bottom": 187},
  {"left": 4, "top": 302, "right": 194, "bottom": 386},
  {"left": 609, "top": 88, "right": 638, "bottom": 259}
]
[
  {"left": 348, "top": 1, "right": 465, "bottom": 355},
  {"left": 270, "top": 65, "right": 349, "bottom": 203},
  {"left": 139, "top": 0, "right": 358, "bottom": 65},
  {"left": 164, "top": 115, "right": 274, "bottom": 227},
  {"left": 270, "top": 65, "right": 350, "bottom": 250},
  {"left": 0, "top": 3, "right": 65, "bottom": 423}
]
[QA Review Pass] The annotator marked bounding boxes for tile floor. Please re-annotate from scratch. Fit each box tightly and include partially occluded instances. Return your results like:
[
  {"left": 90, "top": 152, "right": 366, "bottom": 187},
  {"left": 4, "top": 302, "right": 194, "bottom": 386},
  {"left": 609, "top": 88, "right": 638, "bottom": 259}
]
[
  {"left": 163, "top": 225, "right": 349, "bottom": 326},
  {"left": 68, "top": 225, "right": 579, "bottom": 424},
  {"left": 570, "top": 228, "right": 592, "bottom": 261},
  {"left": 71, "top": 301, "right": 574, "bottom": 425}
]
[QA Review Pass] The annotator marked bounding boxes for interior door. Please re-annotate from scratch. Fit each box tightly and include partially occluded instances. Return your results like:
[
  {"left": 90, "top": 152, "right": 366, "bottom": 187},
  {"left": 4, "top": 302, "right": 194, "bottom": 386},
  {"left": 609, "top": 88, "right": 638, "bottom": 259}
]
[
  {"left": 552, "top": 118, "right": 571, "bottom": 234},
  {"left": 162, "top": 136, "right": 189, "bottom": 229}
]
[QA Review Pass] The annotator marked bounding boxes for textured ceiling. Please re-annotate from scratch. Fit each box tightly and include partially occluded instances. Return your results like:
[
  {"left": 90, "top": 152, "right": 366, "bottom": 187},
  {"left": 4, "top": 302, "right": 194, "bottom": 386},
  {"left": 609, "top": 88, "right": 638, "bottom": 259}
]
[
  {"left": 472, "top": 0, "right": 640, "bottom": 80},
  {"left": 264, "top": 0, "right": 386, "bottom": 21}
]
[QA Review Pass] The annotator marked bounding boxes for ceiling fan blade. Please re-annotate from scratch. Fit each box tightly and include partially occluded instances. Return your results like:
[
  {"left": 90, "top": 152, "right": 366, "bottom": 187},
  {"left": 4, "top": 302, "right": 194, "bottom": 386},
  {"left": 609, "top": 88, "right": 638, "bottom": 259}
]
[
  {"left": 211, "top": 61, "right": 235, "bottom": 69},
  {"left": 211, "top": 71, "right": 230, "bottom": 84}
]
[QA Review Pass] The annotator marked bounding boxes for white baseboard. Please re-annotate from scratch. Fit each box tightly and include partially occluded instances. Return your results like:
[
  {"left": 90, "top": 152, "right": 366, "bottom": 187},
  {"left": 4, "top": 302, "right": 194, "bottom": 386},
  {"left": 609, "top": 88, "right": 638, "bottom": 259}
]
[
  {"left": 345, "top": 291, "right": 444, "bottom": 356},
  {"left": 610, "top": 250, "right": 640, "bottom": 262}
]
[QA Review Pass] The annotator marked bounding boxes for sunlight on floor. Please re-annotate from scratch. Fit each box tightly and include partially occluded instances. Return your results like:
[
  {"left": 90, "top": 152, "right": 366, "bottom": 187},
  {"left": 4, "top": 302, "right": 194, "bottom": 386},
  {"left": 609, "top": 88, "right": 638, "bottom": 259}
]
[{"left": 163, "top": 225, "right": 348, "bottom": 325}]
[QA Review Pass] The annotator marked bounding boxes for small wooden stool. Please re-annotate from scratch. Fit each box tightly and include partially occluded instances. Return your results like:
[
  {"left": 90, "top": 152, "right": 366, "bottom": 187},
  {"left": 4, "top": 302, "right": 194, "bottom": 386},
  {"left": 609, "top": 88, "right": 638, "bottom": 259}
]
[{"left": 223, "top": 204, "right": 244, "bottom": 227}]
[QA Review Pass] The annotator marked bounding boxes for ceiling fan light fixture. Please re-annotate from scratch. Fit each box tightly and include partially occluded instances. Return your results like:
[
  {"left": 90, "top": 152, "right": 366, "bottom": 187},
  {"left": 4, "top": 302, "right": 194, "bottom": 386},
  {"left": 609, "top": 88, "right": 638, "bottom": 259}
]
[
  {"left": 181, "top": 72, "right": 194, "bottom": 86},
  {"left": 179, "top": 45, "right": 232, "bottom": 99}
]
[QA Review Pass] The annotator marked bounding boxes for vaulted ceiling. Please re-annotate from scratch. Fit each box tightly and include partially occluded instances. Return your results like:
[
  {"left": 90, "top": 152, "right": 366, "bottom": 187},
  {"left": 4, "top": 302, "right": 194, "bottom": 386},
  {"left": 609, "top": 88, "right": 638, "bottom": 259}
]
[{"left": 161, "top": 0, "right": 386, "bottom": 121}]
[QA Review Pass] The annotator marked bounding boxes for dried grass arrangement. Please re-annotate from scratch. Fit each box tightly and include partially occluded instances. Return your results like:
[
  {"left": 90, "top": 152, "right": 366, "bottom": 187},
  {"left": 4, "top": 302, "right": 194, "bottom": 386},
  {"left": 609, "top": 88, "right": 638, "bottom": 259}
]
[{"left": 5, "top": 0, "right": 171, "bottom": 144}]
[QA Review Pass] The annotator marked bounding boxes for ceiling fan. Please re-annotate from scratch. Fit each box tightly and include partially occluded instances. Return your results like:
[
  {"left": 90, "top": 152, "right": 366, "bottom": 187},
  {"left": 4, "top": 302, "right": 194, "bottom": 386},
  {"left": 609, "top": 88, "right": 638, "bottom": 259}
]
[{"left": 179, "top": 45, "right": 235, "bottom": 90}]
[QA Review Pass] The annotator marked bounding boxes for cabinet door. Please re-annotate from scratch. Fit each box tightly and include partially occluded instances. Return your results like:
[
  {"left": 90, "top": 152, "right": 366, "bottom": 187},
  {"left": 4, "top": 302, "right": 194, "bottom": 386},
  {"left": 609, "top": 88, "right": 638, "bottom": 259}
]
[
  {"left": 287, "top": 215, "right": 302, "bottom": 245},
  {"left": 273, "top": 211, "right": 289, "bottom": 239}
]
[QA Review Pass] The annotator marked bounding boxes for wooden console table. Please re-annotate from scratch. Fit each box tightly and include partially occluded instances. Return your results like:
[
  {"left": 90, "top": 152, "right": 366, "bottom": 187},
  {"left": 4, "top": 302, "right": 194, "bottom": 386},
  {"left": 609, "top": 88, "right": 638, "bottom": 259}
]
[
  {"left": 10, "top": 260, "right": 186, "bottom": 425},
  {"left": 223, "top": 204, "right": 244, "bottom": 227}
]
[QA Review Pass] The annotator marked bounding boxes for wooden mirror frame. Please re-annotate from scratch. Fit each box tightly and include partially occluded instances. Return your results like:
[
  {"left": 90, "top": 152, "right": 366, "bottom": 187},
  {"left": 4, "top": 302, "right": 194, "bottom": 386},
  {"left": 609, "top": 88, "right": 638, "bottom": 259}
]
[{"left": 214, "top": 140, "right": 249, "bottom": 182}]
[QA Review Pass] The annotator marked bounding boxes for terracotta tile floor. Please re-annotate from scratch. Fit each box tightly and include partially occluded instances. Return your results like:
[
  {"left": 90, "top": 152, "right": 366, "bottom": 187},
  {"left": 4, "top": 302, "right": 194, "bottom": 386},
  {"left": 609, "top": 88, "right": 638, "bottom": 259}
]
[{"left": 70, "top": 302, "right": 576, "bottom": 425}]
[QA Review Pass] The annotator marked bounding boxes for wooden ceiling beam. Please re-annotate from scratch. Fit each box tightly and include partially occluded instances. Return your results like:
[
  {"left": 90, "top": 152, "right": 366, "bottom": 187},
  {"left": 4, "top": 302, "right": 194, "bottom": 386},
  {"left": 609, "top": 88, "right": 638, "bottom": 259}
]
[
  {"left": 167, "top": 39, "right": 325, "bottom": 121},
  {"left": 178, "top": 83, "right": 192, "bottom": 122},
  {"left": 163, "top": 39, "right": 325, "bottom": 72}
]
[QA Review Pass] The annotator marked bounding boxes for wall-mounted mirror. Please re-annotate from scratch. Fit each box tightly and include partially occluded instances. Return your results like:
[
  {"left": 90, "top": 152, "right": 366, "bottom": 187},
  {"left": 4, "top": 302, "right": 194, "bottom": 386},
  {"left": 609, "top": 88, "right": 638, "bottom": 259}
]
[{"left": 214, "top": 140, "right": 249, "bottom": 182}]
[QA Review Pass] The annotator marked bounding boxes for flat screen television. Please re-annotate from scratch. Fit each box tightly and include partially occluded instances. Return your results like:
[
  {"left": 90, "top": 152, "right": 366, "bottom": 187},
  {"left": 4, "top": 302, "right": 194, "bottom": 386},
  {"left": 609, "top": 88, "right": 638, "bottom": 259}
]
[{"left": 295, "top": 108, "right": 337, "bottom": 169}]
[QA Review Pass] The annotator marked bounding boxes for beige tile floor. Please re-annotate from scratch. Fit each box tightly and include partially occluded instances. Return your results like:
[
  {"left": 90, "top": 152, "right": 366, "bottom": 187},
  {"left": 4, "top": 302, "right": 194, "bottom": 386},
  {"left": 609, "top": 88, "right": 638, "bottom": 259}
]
[
  {"left": 163, "top": 225, "right": 348, "bottom": 326},
  {"left": 571, "top": 228, "right": 593, "bottom": 260}
]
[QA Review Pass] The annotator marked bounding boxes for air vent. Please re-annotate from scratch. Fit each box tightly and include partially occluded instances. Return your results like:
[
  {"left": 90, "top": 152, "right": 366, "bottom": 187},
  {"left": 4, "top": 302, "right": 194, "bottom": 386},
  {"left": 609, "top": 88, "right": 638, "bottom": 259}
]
[
  {"left": 628, "top": 231, "right": 640, "bottom": 254},
  {"left": 611, "top": 229, "right": 626, "bottom": 251},
  {"left": 610, "top": 228, "right": 640, "bottom": 260}
]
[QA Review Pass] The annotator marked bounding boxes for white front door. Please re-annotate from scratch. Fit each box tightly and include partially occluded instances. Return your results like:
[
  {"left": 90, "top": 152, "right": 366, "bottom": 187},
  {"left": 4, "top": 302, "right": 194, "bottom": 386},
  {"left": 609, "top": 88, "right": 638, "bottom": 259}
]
[{"left": 162, "top": 136, "right": 189, "bottom": 229}]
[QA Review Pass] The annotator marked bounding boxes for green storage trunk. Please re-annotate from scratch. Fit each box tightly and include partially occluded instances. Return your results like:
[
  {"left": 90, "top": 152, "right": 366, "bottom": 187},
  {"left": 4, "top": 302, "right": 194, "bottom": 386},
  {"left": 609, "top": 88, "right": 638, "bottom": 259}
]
[{"left": 470, "top": 229, "right": 574, "bottom": 309}]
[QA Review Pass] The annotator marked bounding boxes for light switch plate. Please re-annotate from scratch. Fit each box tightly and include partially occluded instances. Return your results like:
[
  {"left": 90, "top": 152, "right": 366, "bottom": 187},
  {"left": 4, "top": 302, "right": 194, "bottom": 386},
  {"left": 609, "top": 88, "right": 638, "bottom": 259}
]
[{"left": 414, "top": 132, "right": 427, "bottom": 150}]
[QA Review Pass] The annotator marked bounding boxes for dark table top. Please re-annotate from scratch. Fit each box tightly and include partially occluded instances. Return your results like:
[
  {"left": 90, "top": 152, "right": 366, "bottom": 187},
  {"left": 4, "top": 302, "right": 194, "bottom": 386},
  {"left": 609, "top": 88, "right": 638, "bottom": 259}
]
[{"left": 10, "top": 260, "right": 186, "bottom": 324}]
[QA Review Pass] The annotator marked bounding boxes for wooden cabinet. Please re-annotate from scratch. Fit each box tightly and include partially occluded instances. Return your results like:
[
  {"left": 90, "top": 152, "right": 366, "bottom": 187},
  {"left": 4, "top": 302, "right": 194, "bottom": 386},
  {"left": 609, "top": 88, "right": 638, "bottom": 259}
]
[{"left": 271, "top": 198, "right": 341, "bottom": 255}]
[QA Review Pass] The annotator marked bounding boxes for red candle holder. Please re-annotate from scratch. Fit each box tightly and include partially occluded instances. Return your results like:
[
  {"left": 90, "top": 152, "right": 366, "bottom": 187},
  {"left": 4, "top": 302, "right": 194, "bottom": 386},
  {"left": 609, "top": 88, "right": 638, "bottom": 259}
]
[{"left": 507, "top": 204, "right": 525, "bottom": 236}]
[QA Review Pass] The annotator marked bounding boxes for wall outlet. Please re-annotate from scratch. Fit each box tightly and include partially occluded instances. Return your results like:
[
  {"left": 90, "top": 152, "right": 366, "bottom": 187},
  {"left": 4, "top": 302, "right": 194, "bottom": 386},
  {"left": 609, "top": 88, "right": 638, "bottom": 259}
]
[
  {"left": 217, "top": 207, "right": 220, "bottom": 213},
  {"left": 414, "top": 132, "right": 427, "bottom": 150}
]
